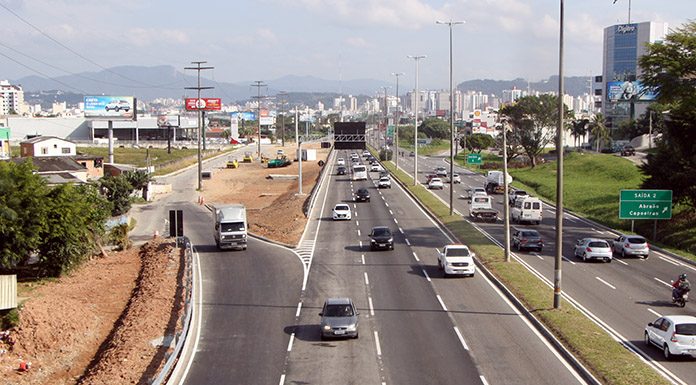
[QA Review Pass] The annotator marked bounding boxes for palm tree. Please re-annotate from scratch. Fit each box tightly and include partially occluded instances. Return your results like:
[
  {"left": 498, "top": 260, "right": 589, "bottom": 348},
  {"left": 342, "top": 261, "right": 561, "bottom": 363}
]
[
  {"left": 570, "top": 118, "right": 589, "bottom": 148},
  {"left": 589, "top": 113, "right": 610, "bottom": 152}
]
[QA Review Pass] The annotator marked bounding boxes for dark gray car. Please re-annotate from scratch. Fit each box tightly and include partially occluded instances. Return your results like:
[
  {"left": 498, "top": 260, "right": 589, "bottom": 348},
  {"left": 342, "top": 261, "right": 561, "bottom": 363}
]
[
  {"left": 370, "top": 226, "right": 394, "bottom": 250},
  {"left": 319, "top": 298, "right": 359, "bottom": 340}
]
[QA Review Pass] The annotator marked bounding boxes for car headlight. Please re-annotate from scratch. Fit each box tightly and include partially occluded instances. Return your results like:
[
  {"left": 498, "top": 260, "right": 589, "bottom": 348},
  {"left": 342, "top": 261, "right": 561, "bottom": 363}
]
[
  {"left": 346, "top": 324, "right": 357, "bottom": 331},
  {"left": 371, "top": 239, "right": 376, "bottom": 243},
  {"left": 323, "top": 325, "right": 331, "bottom": 331},
  {"left": 388, "top": 238, "right": 393, "bottom": 242}
]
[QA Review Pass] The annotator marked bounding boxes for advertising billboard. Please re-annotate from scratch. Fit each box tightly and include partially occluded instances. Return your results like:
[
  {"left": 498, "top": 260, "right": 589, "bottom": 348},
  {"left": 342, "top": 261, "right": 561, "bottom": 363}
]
[
  {"left": 230, "top": 111, "right": 256, "bottom": 121},
  {"left": 259, "top": 116, "right": 274, "bottom": 126},
  {"left": 607, "top": 81, "right": 657, "bottom": 102},
  {"left": 185, "top": 98, "right": 222, "bottom": 111},
  {"left": 84, "top": 96, "right": 136, "bottom": 120}
]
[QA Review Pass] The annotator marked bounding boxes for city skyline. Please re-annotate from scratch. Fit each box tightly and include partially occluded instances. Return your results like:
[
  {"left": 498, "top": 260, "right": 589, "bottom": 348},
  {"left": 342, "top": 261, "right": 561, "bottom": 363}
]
[{"left": 0, "top": 0, "right": 693, "bottom": 91}]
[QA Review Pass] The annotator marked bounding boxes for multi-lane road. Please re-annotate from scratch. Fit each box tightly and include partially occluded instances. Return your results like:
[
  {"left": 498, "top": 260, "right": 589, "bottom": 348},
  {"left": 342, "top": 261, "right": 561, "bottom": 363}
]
[{"left": 395, "top": 149, "right": 696, "bottom": 385}]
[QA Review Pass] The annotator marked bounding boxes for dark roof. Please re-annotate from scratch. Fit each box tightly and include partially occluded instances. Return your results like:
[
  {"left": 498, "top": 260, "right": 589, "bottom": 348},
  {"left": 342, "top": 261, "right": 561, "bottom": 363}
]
[
  {"left": 20, "top": 136, "right": 75, "bottom": 145},
  {"left": 42, "top": 173, "right": 84, "bottom": 185},
  {"left": 11, "top": 156, "right": 86, "bottom": 172}
]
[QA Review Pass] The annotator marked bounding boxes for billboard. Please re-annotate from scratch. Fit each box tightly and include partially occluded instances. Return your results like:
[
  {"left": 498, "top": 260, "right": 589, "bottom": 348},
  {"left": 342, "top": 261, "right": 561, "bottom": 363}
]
[
  {"left": 607, "top": 81, "right": 657, "bottom": 102},
  {"left": 185, "top": 98, "right": 222, "bottom": 111},
  {"left": 84, "top": 96, "right": 136, "bottom": 120},
  {"left": 260, "top": 116, "right": 274, "bottom": 126},
  {"left": 230, "top": 111, "right": 256, "bottom": 121}
]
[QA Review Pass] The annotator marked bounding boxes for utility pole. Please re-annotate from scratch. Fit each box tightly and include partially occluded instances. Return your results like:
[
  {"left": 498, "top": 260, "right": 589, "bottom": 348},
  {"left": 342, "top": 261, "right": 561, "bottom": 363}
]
[
  {"left": 279, "top": 91, "right": 288, "bottom": 147},
  {"left": 251, "top": 80, "right": 267, "bottom": 160},
  {"left": 553, "top": 0, "right": 565, "bottom": 309},
  {"left": 408, "top": 55, "right": 426, "bottom": 186},
  {"left": 437, "top": 19, "right": 465, "bottom": 215},
  {"left": 392, "top": 72, "right": 404, "bottom": 169},
  {"left": 185, "top": 61, "right": 214, "bottom": 191},
  {"left": 381, "top": 86, "right": 390, "bottom": 150}
]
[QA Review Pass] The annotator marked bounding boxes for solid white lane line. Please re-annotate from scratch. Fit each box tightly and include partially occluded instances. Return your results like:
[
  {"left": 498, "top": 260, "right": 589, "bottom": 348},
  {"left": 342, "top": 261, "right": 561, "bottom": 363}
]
[
  {"left": 368, "top": 296, "right": 375, "bottom": 316},
  {"left": 659, "top": 256, "right": 680, "bottom": 266},
  {"left": 436, "top": 294, "right": 448, "bottom": 311},
  {"left": 357, "top": 229, "right": 361, "bottom": 237},
  {"left": 480, "top": 375, "right": 490, "bottom": 385},
  {"left": 422, "top": 268, "right": 431, "bottom": 282},
  {"left": 295, "top": 302, "right": 302, "bottom": 317},
  {"left": 399, "top": 227, "right": 404, "bottom": 234},
  {"left": 405, "top": 238, "right": 411, "bottom": 246},
  {"left": 533, "top": 253, "right": 543, "bottom": 260},
  {"left": 648, "top": 308, "right": 662, "bottom": 318},
  {"left": 287, "top": 333, "right": 295, "bottom": 352},
  {"left": 394, "top": 218, "right": 399, "bottom": 224},
  {"left": 374, "top": 331, "right": 382, "bottom": 356},
  {"left": 279, "top": 374, "right": 285, "bottom": 385},
  {"left": 412, "top": 251, "right": 420, "bottom": 262},
  {"left": 654, "top": 277, "right": 672, "bottom": 287},
  {"left": 654, "top": 250, "right": 696, "bottom": 272},
  {"left": 562, "top": 256, "right": 577, "bottom": 265},
  {"left": 615, "top": 258, "right": 629, "bottom": 266},
  {"left": 364, "top": 272, "right": 370, "bottom": 285},
  {"left": 454, "top": 326, "right": 469, "bottom": 351},
  {"left": 389, "top": 210, "right": 394, "bottom": 215},
  {"left": 361, "top": 254, "right": 365, "bottom": 265},
  {"left": 596, "top": 276, "right": 616, "bottom": 290}
]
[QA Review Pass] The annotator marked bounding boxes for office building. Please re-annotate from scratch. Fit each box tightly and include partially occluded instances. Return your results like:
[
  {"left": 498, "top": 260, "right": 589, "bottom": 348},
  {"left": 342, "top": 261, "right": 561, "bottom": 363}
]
[{"left": 0, "top": 80, "right": 25, "bottom": 115}]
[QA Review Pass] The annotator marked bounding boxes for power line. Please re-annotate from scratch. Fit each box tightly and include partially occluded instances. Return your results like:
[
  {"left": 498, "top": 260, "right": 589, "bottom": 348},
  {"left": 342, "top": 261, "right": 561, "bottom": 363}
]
[
  {"left": 0, "top": 50, "right": 86, "bottom": 93},
  {"left": 0, "top": 3, "right": 169, "bottom": 89},
  {"left": 250, "top": 80, "right": 268, "bottom": 158}
]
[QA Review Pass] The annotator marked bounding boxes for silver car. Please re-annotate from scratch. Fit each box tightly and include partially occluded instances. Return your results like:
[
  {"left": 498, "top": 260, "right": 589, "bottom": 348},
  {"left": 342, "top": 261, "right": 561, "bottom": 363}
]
[
  {"left": 319, "top": 298, "right": 359, "bottom": 340},
  {"left": 612, "top": 234, "right": 649, "bottom": 259},
  {"left": 574, "top": 238, "right": 613, "bottom": 262}
]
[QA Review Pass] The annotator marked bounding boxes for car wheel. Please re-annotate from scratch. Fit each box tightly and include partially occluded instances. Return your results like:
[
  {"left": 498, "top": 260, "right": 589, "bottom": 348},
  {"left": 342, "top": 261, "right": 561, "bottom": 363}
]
[
  {"left": 606, "top": 258, "right": 612, "bottom": 263},
  {"left": 537, "top": 247, "right": 543, "bottom": 252},
  {"left": 515, "top": 243, "right": 520, "bottom": 252},
  {"left": 438, "top": 260, "right": 443, "bottom": 270},
  {"left": 643, "top": 254, "right": 649, "bottom": 259},
  {"left": 622, "top": 250, "right": 626, "bottom": 258},
  {"left": 644, "top": 332, "right": 651, "bottom": 347},
  {"left": 664, "top": 344, "right": 672, "bottom": 360},
  {"left": 582, "top": 253, "right": 587, "bottom": 262},
  {"left": 354, "top": 332, "right": 359, "bottom": 339}
]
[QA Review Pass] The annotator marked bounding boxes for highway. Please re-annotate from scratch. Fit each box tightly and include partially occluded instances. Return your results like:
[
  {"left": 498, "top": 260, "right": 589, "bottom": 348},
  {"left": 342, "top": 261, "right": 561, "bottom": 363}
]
[
  {"left": 394, "top": 149, "right": 696, "bottom": 385},
  {"left": 281, "top": 149, "right": 587, "bottom": 385}
]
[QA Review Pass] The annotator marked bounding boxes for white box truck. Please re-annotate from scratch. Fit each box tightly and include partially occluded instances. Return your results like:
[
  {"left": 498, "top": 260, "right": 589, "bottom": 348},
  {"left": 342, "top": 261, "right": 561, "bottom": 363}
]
[
  {"left": 484, "top": 170, "right": 512, "bottom": 194},
  {"left": 214, "top": 204, "right": 248, "bottom": 250}
]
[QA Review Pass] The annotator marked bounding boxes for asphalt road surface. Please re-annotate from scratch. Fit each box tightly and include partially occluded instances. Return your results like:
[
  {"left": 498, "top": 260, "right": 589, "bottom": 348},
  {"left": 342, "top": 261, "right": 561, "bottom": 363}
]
[{"left": 395, "top": 149, "right": 695, "bottom": 385}]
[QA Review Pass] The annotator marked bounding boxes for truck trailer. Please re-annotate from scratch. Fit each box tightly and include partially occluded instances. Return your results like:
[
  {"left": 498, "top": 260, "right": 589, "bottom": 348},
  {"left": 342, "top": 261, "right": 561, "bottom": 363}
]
[{"left": 214, "top": 204, "right": 248, "bottom": 250}]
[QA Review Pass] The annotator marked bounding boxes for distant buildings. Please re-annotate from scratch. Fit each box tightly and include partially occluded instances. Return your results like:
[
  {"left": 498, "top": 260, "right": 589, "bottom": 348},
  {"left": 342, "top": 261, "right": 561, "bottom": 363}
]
[{"left": 0, "top": 80, "right": 25, "bottom": 115}]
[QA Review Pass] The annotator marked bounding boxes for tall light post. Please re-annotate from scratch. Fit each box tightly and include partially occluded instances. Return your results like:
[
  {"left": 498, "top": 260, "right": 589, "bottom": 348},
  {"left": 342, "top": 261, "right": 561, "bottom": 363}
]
[
  {"left": 437, "top": 19, "right": 465, "bottom": 215},
  {"left": 251, "top": 81, "right": 267, "bottom": 159},
  {"left": 185, "top": 61, "right": 214, "bottom": 191},
  {"left": 553, "top": 0, "right": 565, "bottom": 309},
  {"left": 392, "top": 72, "right": 405, "bottom": 169},
  {"left": 381, "top": 86, "right": 391, "bottom": 150},
  {"left": 498, "top": 112, "right": 511, "bottom": 263},
  {"left": 407, "top": 55, "right": 426, "bottom": 186}
]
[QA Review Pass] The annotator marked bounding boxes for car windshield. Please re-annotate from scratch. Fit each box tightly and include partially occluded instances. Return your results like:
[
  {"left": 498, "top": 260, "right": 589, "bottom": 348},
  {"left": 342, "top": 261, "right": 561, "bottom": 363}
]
[
  {"left": 324, "top": 304, "right": 354, "bottom": 317},
  {"left": 335, "top": 205, "right": 349, "bottom": 211},
  {"left": 516, "top": 191, "right": 527, "bottom": 195},
  {"left": 380, "top": 178, "right": 389, "bottom": 182},
  {"left": 588, "top": 241, "right": 609, "bottom": 248},
  {"left": 447, "top": 247, "right": 470, "bottom": 257},
  {"left": 372, "top": 228, "right": 391, "bottom": 237},
  {"left": 358, "top": 189, "right": 368, "bottom": 195},
  {"left": 627, "top": 237, "right": 646, "bottom": 244},
  {"left": 221, "top": 222, "right": 245, "bottom": 232},
  {"left": 675, "top": 323, "right": 696, "bottom": 335},
  {"left": 522, "top": 231, "right": 539, "bottom": 237}
]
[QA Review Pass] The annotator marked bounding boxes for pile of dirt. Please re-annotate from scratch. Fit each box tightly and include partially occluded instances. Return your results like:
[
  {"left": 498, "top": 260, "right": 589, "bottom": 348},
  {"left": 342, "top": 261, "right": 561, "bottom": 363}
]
[{"left": 0, "top": 238, "right": 183, "bottom": 385}]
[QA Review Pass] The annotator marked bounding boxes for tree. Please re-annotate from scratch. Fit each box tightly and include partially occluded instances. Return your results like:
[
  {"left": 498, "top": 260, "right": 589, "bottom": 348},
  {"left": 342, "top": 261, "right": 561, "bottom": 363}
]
[
  {"left": 589, "top": 113, "right": 610, "bottom": 152},
  {"left": 98, "top": 174, "right": 134, "bottom": 216},
  {"left": 465, "top": 133, "right": 495, "bottom": 153},
  {"left": 500, "top": 94, "right": 571, "bottom": 167},
  {"left": 638, "top": 21, "right": 696, "bottom": 207},
  {"left": 419, "top": 118, "right": 450, "bottom": 139},
  {"left": 0, "top": 161, "right": 49, "bottom": 268},
  {"left": 125, "top": 170, "right": 151, "bottom": 192},
  {"left": 570, "top": 118, "right": 589, "bottom": 148}
]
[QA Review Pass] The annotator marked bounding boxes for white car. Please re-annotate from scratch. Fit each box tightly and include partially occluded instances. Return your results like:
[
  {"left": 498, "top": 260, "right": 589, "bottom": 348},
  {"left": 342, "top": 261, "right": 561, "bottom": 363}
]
[
  {"left": 645, "top": 315, "right": 696, "bottom": 359},
  {"left": 105, "top": 100, "right": 131, "bottom": 112},
  {"left": 332, "top": 204, "right": 352, "bottom": 220},
  {"left": 370, "top": 164, "right": 382, "bottom": 172},
  {"left": 337, "top": 158, "right": 346, "bottom": 166},
  {"left": 428, "top": 178, "right": 444, "bottom": 190},
  {"left": 377, "top": 177, "right": 391, "bottom": 189},
  {"left": 574, "top": 238, "right": 613, "bottom": 262},
  {"left": 612, "top": 234, "right": 649, "bottom": 259},
  {"left": 450, "top": 173, "right": 461, "bottom": 184}
]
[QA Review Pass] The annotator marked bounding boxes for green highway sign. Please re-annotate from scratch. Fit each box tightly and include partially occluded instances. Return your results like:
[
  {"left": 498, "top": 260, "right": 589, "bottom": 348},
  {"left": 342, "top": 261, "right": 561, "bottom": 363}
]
[
  {"left": 467, "top": 153, "right": 482, "bottom": 165},
  {"left": 386, "top": 125, "right": 395, "bottom": 138},
  {"left": 619, "top": 189, "right": 672, "bottom": 220}
]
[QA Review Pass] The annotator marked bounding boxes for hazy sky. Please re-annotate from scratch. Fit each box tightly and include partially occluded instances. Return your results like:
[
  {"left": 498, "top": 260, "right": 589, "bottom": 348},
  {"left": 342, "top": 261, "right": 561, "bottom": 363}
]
[{"left": 0, "top": 0, "right": 692, "bottom": 90}]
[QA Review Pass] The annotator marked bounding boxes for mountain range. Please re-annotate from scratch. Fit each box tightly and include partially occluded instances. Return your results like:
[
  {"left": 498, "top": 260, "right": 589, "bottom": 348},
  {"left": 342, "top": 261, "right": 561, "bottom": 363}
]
[{"left": 13, "top": 65, "right": 593, "bottom": 105}]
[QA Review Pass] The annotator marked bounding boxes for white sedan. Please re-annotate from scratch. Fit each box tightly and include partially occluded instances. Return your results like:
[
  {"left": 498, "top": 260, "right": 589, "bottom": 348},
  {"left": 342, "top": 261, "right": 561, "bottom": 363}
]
[
  {"left": 428, "top": 178, "right": 444, "bottom": 190},
  {"left": 332, "top": 204, "right": 352, "bottom": 220},
  {"left": 377, "top": 177, "right": 391, "bottom": 189},
  {"left": 574, "top": 238, "right": 613, "bottom": 262},
  {"left": 337, "top": 158, "right": 345, "bottom": 166}
]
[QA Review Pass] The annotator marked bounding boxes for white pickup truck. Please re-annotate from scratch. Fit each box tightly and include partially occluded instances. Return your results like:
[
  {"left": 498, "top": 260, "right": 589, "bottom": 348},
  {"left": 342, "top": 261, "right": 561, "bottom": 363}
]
[
  {"left": 437, "top": 244, "right": 476, "bottom": 277},
  {"left": 469, "top": 195, "right": 498, "bottom": 222}
]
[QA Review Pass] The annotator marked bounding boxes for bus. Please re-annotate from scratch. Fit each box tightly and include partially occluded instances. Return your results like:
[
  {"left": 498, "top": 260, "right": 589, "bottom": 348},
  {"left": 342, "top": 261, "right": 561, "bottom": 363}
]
[{"left": 352, "top": 164, "right": 367, "bottom": 181}]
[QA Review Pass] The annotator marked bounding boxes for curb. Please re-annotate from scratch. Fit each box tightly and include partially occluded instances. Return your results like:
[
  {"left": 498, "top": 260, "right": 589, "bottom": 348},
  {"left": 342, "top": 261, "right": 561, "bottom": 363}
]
[{"left": 387, "top": 162, "right": 600, "bottom": 385}]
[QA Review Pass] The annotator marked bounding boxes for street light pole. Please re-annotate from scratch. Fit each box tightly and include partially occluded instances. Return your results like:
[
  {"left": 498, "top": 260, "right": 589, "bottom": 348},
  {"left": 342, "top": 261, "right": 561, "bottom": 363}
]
[
  {"left": 392, "top": 72, "right": 405, "bottom": 169},
  {"left": 408, "top": 55, "right": 426, "bottom": 186},
  {"left": 437, "top": 19, "right": 465, "bottom": 215},
  {"left": 553, "top": 0, "right": 565, "bottom": 309},
  {"left": 184, "top": 61, "right": 214, "bottom": 191},
  {"left": 499, "top": 113, "right": 511, "bottom": 263},
  {"left": 251, "top": 81, "right": 267, "bottom": 160}
]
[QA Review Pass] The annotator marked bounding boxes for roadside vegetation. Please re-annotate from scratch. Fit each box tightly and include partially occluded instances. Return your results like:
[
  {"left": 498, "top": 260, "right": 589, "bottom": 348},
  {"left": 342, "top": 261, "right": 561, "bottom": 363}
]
[{"left": 379, "top": 153, "right": 669, "bottom": 385}]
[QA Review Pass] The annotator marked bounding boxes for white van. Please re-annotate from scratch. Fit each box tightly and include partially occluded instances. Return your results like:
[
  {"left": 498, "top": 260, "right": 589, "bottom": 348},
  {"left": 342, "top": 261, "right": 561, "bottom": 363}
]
[
  {"left": 352, "top": 164, "right": 368, "bottom": 181},
  {"left": 511, "top": 197, "right": 543, "bottom": 225}
]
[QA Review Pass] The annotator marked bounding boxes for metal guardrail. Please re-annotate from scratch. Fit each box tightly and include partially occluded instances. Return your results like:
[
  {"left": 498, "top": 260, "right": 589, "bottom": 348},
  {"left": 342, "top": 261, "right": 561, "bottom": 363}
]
[
  {"left": 303, "top": 147, "right": 334, "bottom": 217},
  {"left": 151, "top": 236, "right": 193, "bottom": 385}
]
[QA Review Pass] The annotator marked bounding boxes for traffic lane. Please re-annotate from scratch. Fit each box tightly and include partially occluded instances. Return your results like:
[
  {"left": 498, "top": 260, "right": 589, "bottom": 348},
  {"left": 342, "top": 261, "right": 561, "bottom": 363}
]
[
  {"left": 380, "top": 182, "right": 587, "bottom": 385},
  {"left": 283, "top": 165, "right": 382, "bottom": 385},
  {"left": 355, "top": 178, "right": 484, "bottom": 385},
  {"left": 183, "top": 205, "right": 303, "bottom": 385}
]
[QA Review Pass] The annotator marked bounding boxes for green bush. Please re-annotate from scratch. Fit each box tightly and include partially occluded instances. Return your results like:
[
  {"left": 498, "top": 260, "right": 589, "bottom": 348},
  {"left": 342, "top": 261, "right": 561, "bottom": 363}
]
[{"left": 0, "top": 308, "right": 20, "bottom": 330}]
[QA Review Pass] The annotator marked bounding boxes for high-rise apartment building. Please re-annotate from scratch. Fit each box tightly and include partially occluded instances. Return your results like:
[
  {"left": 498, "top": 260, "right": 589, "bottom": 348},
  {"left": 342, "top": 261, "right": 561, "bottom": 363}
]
[
  {"left": 601, "top": 21, "right": 667, "bottom": 129},
  {"left": 0, "top": 80, "right": 25, "bottom": 115}
]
